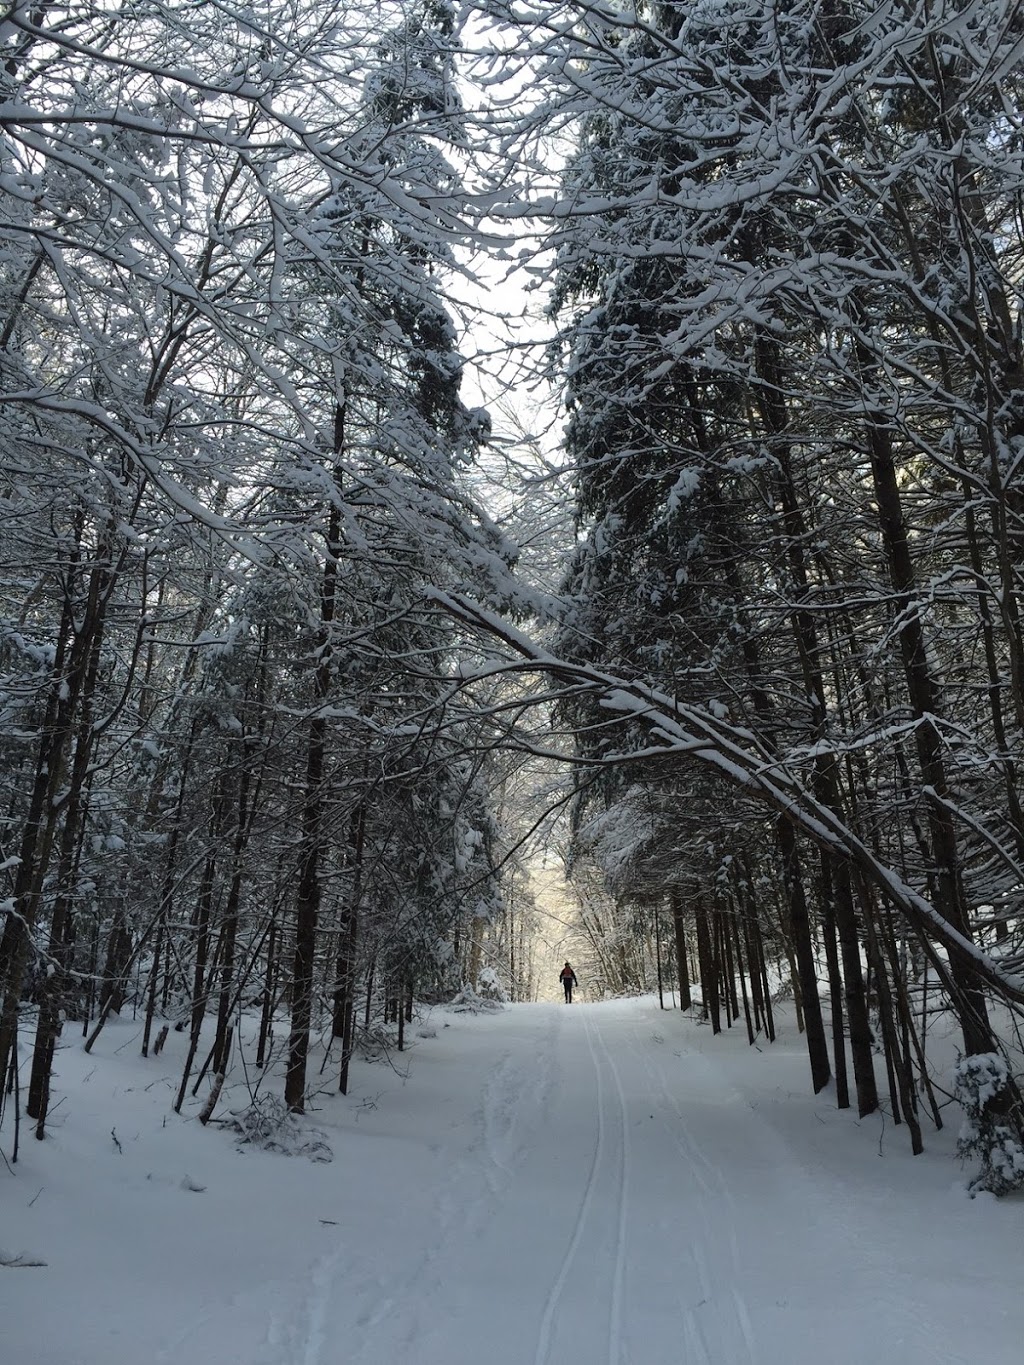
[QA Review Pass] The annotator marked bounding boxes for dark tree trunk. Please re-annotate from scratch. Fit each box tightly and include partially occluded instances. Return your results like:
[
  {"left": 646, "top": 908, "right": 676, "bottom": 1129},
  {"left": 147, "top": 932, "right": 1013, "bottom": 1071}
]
[
  {"left": 0, "top": 579, "right": 84, "bottom": 1092},
  {"left": 655, "top": 907, "right": 665, "bottom": 1009},
  {"left": 285, "top": 762, "right": 322, "bottom": 1114},
  {"left": 140, "top": 920, "right": 164, "bottom": 1062},
  {"left": 720, "top": 909, "right": 739, "bottom": 1023},
  {"left": 287, "top": 400, "right": 349, "bottom": 1113},
  {"left": 693, "top": 896, "right": 719, "bottom": 1033},
  {"left": 858, "top": 346, "right": 1000, "bottom": 1061},
  {"left": 776, "top": 820, "right": 831, "bottom": 1092},
  {"left": 670, "top": 886, "right": 692, "bottom": 1009},
  {"left": 818, "top": 858, "right": 850, "bottom": 1110},
  {"left": 832, "top": 860, "right": 879, "bottom": 1117},
  {"left": 735, "top": 920, "right": 755, "bottom": 1045},
  {"left": 338, "top": 800, "right": 365, "bottom": 1096},
  {"left": 256, "top": 917, "right": 278, "bottom": 1070},
  {"left": 212, "top": 756, "right": 255, "bottom": 1078}
]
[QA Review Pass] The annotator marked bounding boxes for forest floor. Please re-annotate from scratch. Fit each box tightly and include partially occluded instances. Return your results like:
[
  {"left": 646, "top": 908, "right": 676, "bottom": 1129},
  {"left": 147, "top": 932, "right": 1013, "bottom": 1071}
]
[{"left": 3, "top": 995, "right": 1022, "bottom": 1365}]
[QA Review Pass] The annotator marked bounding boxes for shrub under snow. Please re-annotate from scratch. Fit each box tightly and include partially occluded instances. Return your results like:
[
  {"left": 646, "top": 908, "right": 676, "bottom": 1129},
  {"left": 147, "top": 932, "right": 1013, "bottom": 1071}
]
[
  {"left": 227, "top": 1093, "right": 333, "bottom": 1162},
  {"left": 449, "top": 982, "right": 503, "bottom": 1013},
  {"left": 475, "top": 966, "right": 508, "bottom": 1002},
  {"left": 954, "top": 1053, "right": 1024, "bottom": 1197}
]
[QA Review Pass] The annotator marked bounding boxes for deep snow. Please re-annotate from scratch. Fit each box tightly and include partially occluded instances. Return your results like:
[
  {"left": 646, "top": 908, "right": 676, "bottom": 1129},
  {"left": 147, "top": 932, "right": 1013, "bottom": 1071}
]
[{"left": 3, "top": 998, "right": 1022, "bottom": 1365}]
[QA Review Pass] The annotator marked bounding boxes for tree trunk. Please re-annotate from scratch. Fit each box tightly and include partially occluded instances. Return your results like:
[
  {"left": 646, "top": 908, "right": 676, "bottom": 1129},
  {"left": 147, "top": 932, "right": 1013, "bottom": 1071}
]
[
  {"left": 776, "top": 819, "right": 831, "bottom": 1092},
  {"left": 693, "top": 895, "right": 719, "bottom": 1033},
  {"left": 862, "top": 406, "right": 1000, "bottom": 1060},
  {"left": 670, "top": 886, "right": 692, "bottom": 1009},
  {"left": 818, "top": 858, "right": 850, "bottom": 1110},
  {"left": 0, "top": 576, "right": 85, "bottom": 1092},
  {"left": 338, "top": 801, "right": 365, "bottom": 1096},
  {"left": 256, "top": 916, "right": 278, "bottom": 1070}
]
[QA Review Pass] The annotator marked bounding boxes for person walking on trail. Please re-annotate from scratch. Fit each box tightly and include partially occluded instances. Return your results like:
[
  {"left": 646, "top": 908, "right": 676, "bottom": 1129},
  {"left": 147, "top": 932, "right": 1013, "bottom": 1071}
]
[{"left": 560, "top": 961, "right": 578, "bottom": 1004}]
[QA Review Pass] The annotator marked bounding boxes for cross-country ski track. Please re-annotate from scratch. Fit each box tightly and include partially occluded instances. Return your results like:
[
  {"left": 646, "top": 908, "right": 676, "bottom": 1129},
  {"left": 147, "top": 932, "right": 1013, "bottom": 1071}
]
[{"left": 4, "top": 997, "right": 1022, "bottom": 1365}]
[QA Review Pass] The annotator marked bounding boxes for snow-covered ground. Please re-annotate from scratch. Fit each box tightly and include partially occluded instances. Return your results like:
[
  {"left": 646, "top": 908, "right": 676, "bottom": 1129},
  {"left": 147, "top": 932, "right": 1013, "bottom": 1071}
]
[{"left": 4, "top": 997, "right": 1022, "bottom": 1365}]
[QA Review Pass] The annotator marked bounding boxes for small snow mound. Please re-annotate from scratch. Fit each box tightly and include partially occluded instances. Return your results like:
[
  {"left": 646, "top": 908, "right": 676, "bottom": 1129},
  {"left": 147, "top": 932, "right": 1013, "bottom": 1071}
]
[{"left": 228, "top": 1094, "right": 333, "bottom": 1163}]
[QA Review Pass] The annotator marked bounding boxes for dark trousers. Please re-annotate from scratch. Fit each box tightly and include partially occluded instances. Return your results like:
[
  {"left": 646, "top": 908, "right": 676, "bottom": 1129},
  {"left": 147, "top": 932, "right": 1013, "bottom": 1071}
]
[{"left": 563, "top": 981, "right": 573, "bottom": 1003}]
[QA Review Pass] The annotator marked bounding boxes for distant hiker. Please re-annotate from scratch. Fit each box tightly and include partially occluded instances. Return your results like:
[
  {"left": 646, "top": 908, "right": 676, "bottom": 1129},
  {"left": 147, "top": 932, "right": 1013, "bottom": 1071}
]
[{"left": 560, "top": 961, "right": 578, "bottom": 1003}]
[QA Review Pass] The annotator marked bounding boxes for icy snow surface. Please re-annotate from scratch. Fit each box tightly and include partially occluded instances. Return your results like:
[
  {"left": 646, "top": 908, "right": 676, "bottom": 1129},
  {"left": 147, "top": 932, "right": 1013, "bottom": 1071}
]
[{"left": 4, "top": 997, "right": 1022, "bottom": 1365}]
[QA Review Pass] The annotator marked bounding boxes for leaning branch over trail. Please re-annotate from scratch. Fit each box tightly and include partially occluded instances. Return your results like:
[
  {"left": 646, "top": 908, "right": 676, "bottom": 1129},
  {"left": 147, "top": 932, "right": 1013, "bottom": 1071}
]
[{"left": 428, "top": 588, "right": 1024, "bottom": 1008}]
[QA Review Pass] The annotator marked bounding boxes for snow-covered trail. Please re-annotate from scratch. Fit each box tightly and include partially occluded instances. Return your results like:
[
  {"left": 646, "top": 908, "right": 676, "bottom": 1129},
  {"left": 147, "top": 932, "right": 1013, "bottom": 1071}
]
[
  {"left": 330, "top": 1001, "right": 756, "bottom": 1365},
  {"left": 5, "top": 997, "right": 1021, "bottom": 1365},
  {"left": 254, "top": 1000, "right": 1016, "bottom": 1365}
]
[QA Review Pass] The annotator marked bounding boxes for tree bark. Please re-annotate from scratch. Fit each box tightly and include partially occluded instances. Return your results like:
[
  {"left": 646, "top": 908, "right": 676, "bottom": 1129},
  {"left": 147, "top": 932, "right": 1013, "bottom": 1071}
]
[
  {"left": 776, "top": 819, "right": 831, "bottom": 1092},
  {"left": 670, "top": 886, "right": 692, "bottom": 1009}
]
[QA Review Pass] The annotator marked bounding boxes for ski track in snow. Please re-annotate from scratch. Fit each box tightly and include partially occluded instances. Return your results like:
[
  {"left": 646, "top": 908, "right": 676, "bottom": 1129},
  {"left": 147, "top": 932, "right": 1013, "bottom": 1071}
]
[
  {"left": 245, "top": 1026, "right": 561, "bottom": 1365},
  {"left": 532, "top": 1010, "right": 608, "bottom": 1365},
  {"left": 623, "top": 1015, "right": 755, "bottom": 1365},
  {"left": 619, "top": 1014, "right": 972, "bottom": 1365},
  {"left": 256, "top": 1235, "right": 377, "bottom": 1365},
  {"left": 530, "top": 1008, "right": 642, "bottom": 1365},
  {"left": 345, "top": 1008, "right": 559, "bottom": 1365},
  {"left": 590, "top": 1013, "right": 630, "bottom": 1365},
  {"left": 482, "top": 1045, "right": 533, "bottom": 1191},
  {"left": 299, "top": 1244, "right": 343, "bottom": 1365}
]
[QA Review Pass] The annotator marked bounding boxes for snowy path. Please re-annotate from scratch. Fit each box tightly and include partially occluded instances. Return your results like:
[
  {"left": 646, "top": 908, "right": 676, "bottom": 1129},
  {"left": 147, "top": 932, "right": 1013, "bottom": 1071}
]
[
  {"left": 5, "top": 998, "right": 1022, "bottom": 1365},
  {"left": 308, "top": 1001, "right": 995, "bottom": 1365}
]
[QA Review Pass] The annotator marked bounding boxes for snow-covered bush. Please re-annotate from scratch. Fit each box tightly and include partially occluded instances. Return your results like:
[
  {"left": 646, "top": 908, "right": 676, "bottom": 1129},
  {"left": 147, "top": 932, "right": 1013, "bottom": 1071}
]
[
  {"left": 475, "top": 966, "right": 508, "bottom": 1003},
  {"left": 448, "top": 983, "right": 503, "bottom": 1013},
  {"left": 227, "top": 1094, "right": 333, "bottom": 1162},
  {"left": 954, "top": 1053, "right": 1024, "bottom": 1196}
]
